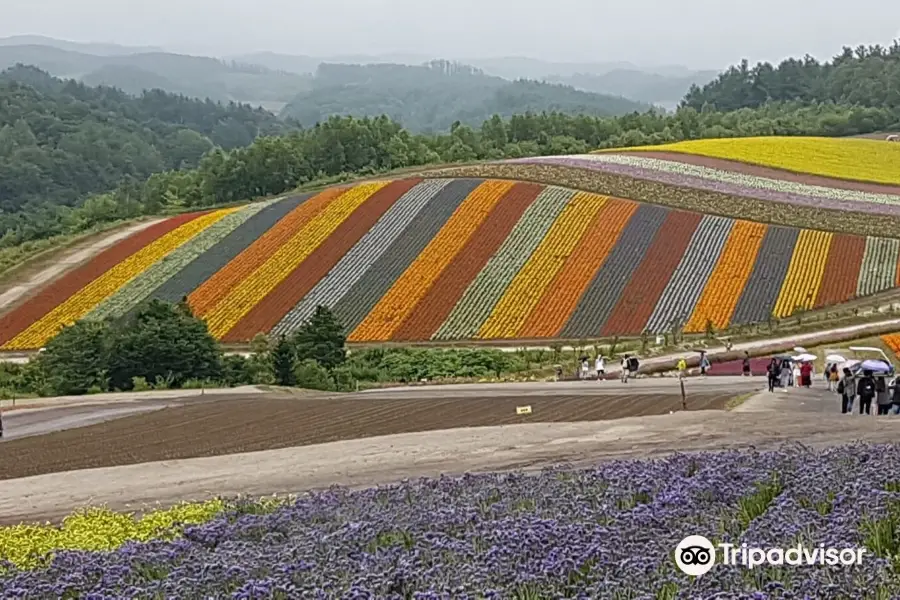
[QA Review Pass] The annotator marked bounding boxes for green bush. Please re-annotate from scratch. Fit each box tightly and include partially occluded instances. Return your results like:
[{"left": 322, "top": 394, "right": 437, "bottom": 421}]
[{"left": 292, "top": 359, "right": 334, "bottom": 391}]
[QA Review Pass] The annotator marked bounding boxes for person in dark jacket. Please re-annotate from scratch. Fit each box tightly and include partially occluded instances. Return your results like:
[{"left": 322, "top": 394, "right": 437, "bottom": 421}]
[
  {"left": 838, "top": 368, "right": 856, "bottom": 413},
  {"left": 891, "top": 377, "right": 900, "bottom": 415},
  {"left": 857, "top": 370, "right": 876, "bottom": 415},
  {"left": 766, "top": 358, "right": 780, "bottom": 392},
  {"left": 742, "top": 352, "right": 752, "bottom": 377},
  {"left": 876, "top": 376, "right": 892, "bottom": 415}
]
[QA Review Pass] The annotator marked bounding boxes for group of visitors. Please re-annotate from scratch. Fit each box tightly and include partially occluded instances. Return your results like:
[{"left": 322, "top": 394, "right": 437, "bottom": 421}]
[
  {"left": 766, "top": 357, "right": 815, "bottom": 391},
  {"left": 836, "top": 368, "right": 900, "bottom": 415},
  {"left": 575, "top": 353, "right": 640, "bottom": 382}
]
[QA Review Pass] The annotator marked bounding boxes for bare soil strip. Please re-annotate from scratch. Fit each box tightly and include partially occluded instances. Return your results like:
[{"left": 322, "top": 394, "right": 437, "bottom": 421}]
[
  {"left": 0, "top": 392, "right": 733, "bottom": 481},
  {"left": 0, "top": 219, "right": 165, "bottom": 314},
  {"left": 2, "top": 406, "right": 898, "bottom": 526},
  {"left": 616, "top": 150, "right": 900, "bottom": 195}
]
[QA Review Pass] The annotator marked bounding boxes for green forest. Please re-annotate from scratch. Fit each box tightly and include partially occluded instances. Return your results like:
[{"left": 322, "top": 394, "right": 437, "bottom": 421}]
[
  {"left": 1, "top": 44, "right": 899, "bottom": 273},
  {"left": 279, "top": 61, "right": 651, "bottom": 131}
]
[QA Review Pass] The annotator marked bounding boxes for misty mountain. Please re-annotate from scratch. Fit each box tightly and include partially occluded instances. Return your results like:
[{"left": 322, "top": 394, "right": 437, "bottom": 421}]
[
  {"left": 545, "top": 69, "right": 719, "bottom": 109},
  {"left": 281, "top": 61, "right": 652, "bottom": 133},
  {"left": 0, "top": 39, "right": 311, "bottom": 109},
  {"left": 0, "top": 35, "right": 164, "bottom": 56}
]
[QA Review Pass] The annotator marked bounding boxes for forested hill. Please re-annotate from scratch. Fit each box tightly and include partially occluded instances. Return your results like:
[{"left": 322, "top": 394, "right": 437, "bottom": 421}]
[
  {"left": 0, "top": 66, "right": 294, "bottom": 212},
  {"left": 683, "top": 42, "right": 900, "bottom": 112},
  {"left": 280, "top": 61, "right": 652, "bottom": 132}
]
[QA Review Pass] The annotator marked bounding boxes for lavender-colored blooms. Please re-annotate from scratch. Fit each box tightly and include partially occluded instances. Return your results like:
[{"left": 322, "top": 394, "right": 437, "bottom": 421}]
[
  {"left": 510, "top": 156, "right": 900, "bottom": 216},
  {"left": 3, "top": 443, "right": 899, "bottom": 598}
]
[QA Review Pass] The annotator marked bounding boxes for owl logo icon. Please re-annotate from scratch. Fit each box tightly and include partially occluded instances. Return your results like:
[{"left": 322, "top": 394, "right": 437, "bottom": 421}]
[{"left": 675, "top": 535, "right": 716, "bottom": 576}]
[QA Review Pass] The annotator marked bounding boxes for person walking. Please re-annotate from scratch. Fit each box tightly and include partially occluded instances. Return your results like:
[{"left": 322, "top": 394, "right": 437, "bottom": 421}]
[
  {"left": 800, "top": 361, "right": 813, "bottom": 388},
  {"left": 779, "top": 359, "right": 792, "bottom": 391},
  {"left": 828, "top": 364, "right": 840, "bottom": 392},
  {"left": 621, "top": 354, "right": 630, "bottom": 383},
  {"left": 699, "top": 352, "right": 710, "bottom": 377},
  {"left": 595, "top": 355, "right": 605, "bottom": 382},
  {"left": 857, "top": 369, "right": 876, "bottom": 415},
  {"left": 876, "top": 376, "right": 892, "bottom": 415},
  {"left": 741, "top": 352, "right": 752, "bottom": 377},
  {"left": 676, "top": 358, "right": 687, "bottom": 379},
  {"left": 839, "top": 367, "right": 856, "bottom": 413},
  {"left": 766, "top": 358, "right": 780, "bottom": 392},
  {"left": 890, "top": 377, "right": 900, "bottom": 415},
  {"left": 580, "top": 356, "right": 589, "bottom": 380}
]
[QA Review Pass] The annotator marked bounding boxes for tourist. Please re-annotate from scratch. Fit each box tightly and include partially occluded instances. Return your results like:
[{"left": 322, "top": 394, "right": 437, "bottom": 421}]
[
  {"left": 838, "top": 368, "right": 856, "bottom": 413},
  {"left": 890, "top": 377, "right": 900, "bottom": 414},
  {"left": 595, "top": 355, "right": 605, "bottom": 381},
  {"left": 766, "top": 358, "right": 780, "bottom": 392},
  {"left": 779, "top": 359, "right": 792, "bottom": 390},
  {"left": 828, "top": 364, "right": 840, "bottom": 392},
  {"left": 676, "top": 357, "right": 687, "bottom": 378},
  {"left": 741, "top": 352, "right": 752, "bottom": 377},
  {"left": 799, "top": 361, "right": 813, "bottom": 388},
  {"left": 857, "top": 369, "right": 876, "bottom": 415},
  {"left": 621, "top": 354, "right": 630, "bottom": 383},
  {"left": 580, "top": 356, "right": 589, "bottom": 380},
  {"left": 792, "top": 362, "right": 802, "bottom": 387},
  {"left": 876, "top": 377, "right": 892, "bottom": 415},
  {"left": 699, "top": 352, "right": 710, "bottom": 376}
]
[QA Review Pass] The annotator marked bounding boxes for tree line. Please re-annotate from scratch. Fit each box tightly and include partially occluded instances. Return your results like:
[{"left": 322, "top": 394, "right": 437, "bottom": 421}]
[
  {"left": 0, "top": 301, "right": 536, "bottom": 398},
  {"left": 3, "top": 43, "right": 900, "bottom": 256}
]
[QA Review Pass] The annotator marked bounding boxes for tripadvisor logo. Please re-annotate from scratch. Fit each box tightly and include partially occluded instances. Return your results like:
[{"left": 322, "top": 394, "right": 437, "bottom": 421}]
[{"left": 674, "top": 535, "right": 866, "bottom": 576}]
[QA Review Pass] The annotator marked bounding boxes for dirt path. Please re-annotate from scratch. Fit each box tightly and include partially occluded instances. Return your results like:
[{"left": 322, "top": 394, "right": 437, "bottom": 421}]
[
  {"left": 0, "top": 219, "right": 166, "bottom": 314},
  {"left": 3, "top": 379, "right": 895, "bottom": 524}
]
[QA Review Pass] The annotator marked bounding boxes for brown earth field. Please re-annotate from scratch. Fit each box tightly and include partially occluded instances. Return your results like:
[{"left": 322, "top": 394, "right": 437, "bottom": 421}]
[
  {"left": 0, "top": 391, "right": 734, "bottom": 481},
  {"left": 614, "top": 150, "right": 900, "bottom": 195}
]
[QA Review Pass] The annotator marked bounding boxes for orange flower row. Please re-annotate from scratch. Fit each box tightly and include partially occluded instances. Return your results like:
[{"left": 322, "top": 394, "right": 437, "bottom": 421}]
[{"left": 684, "top": 220, "right": 767, "bottom": 333}]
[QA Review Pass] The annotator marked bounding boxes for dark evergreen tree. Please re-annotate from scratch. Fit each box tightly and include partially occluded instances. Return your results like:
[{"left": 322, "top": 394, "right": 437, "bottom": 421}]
[
  {"left": 271, "top": 334, "right": 296, "bottom": 386},
  {"left": 293, "top": 305, "right": 347, "bottom": 372},
  {"left": 36, "top": 320, "right": 113, "bottom": 395}
]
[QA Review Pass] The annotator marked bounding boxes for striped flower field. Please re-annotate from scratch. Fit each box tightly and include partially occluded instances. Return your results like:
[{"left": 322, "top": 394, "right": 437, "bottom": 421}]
[{"left": 3, "top": 168, "right": 900, "bottom": 349}]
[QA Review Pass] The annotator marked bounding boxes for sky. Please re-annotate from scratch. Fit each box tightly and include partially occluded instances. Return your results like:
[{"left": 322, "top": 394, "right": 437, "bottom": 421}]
[{"left": 3, "top": 0, "right": 900, "bottom": 69}]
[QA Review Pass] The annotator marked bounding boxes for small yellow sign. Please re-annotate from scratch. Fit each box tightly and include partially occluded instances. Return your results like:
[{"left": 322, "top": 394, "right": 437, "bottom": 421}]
[{"left": 516, "top": 405, "right": 532, "bottom": 415}]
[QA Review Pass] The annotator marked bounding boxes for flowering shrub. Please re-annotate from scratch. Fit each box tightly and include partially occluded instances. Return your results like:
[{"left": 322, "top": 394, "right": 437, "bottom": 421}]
[{"left": 3, "top": 445, "right": 900, "bottom": 597}]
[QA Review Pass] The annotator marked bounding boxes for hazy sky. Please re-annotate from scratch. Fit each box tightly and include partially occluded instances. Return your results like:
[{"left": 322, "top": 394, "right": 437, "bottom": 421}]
[{"left": 3, "top": 0, "right": 900, "bottom": 68}]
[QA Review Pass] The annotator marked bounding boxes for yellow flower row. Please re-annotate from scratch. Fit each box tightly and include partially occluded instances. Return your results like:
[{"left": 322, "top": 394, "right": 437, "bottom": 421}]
[
  {"left": 0, "top": 500, "right": 224, "bottom": 571},
  {"left": 772, "top": 229, "right": 833, "bottom": 318},
  {"left": 477, "top": 191, "right": 608, "bottom": 339},
  {"left": 349, "top": 180, "right": 515, "bottom": 342},
  {"left": 3, "top": 209, "right": 235, "bottom": 350},
  {"left": 684, "top": 220, "right": 767, "bottom": 333},
  {"left": 204, "top": 182, "right": 389, "bottom": 338},
  {"left": 617, "top": 137, "right": 900, "bottom": 186}
]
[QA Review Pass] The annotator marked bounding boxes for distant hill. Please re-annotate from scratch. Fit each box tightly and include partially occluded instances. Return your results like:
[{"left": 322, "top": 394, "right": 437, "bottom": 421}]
[
  {"left": 281, "top": 61, "right": 652, "bottom": 132},
  {"left": 545, "top": 68, "right": 719, "bottom": 109},
  {"left": 0, "top": 65, "right": 293, "bottom": 213},
  {"left": 0, "top": 39, "right": 311, "bottom": 107},
  {"left": 0, "top": 35, "right": 164, "bottom": 56}
]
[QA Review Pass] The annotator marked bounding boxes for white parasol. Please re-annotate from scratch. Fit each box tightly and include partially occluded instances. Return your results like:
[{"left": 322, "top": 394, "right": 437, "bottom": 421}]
[
  {"left": 825, "top": 354, "right": 846, "bottom": 363},
  {"left": 792, "top": 353, "right": 817, "bottom": 362}
]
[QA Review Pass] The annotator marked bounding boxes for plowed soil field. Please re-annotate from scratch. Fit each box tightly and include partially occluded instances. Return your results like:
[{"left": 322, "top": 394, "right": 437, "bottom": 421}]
[{"left": 0, "top": 392, "right": 734, "bottom": 481}]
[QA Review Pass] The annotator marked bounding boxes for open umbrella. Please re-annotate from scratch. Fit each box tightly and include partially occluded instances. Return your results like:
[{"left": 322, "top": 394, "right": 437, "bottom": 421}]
[
  {"left": 838, "top": 359, "right": 860, "bottom": 371},
  {"left": 826, "top": 354, "right": 846, "bottom": 363},
  {"left": 857, "top": 359, "right": 893, "bottom": 373},
  {"left": 793, "top": 353, "right": 817, "bottom": 362}
]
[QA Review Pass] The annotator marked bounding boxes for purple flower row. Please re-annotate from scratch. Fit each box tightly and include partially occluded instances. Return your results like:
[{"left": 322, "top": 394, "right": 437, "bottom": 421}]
[
  {"left": 509, "top": 156, "right": 900, "bottom": 217},
  {"left": 2, "top": 443, "right": 899, "bottom": 598}
]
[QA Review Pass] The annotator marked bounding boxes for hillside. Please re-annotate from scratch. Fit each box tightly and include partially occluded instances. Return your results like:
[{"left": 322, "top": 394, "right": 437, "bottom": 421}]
[
  {"left": 683, "top": 41, "right": 900, "bottom": 112},
  {"left": 0, "top": 43, "right": 312, "bottom": 106},
  {"left": 2, "top": 136, "right": 900, "bottom": 350},
  {"left": 0, "top": 67, "right": 293, "bottom": 237},
  {"left": 280, "top": 61, "right": 651, "bottom": 132},
  {"left": 545, "top": 68, "right": 719, "bottom": 109}
]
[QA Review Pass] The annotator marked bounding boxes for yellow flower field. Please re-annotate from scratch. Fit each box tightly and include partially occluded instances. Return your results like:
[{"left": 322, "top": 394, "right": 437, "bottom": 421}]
[
  {"left": 2, "top": 209, "right": 236, "bottom": 350},
  {"left": 0, "top": 501, "right": 225, "bottom": 570},
  {"left": 477, "top": 192, "right": 608, "bottom": 339},
  {"left": 607, "top": 137, "right": 900, "bottom": 186}
]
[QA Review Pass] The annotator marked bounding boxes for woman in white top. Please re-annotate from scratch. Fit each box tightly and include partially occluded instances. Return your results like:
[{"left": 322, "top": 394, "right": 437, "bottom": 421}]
[{"left": 595, "top": 356, "right": 605, "bottom": 381}]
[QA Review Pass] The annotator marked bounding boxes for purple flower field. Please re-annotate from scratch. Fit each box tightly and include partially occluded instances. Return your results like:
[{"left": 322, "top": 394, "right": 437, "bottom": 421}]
[{"left": 3, "top": 444, "right": 900, "bottom": 599}]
